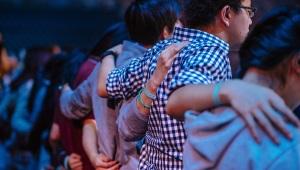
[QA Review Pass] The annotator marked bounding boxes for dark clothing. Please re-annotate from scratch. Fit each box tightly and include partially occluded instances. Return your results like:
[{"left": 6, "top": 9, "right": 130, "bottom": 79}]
[
  {"left": 295, "top": 106, "right": 300, "bottom": 119},
  {"left": 54, "top": 58, "right": 96, "bottom": 170}
]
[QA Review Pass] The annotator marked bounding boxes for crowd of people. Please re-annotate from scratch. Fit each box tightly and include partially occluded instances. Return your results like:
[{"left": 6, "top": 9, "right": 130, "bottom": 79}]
[{"left": 1, "top": 0, "right": 300, "bottom": 169}]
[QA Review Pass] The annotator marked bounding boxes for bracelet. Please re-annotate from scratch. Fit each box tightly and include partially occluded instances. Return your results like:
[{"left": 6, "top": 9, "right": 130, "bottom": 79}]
[
  {"left": 137, "top": 89, "right": 151, "bottom": 109},
  {"left": 143, "top": 87, "right": 156, "bottom": 100},
  {"left": 212, "top": 82, "right": 223, "bottom": 106}
]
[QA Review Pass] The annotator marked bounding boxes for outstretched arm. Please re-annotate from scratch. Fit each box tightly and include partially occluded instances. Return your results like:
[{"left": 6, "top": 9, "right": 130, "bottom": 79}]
[{"left": 167, "top": 80, "right": 300, "bottom": 144}]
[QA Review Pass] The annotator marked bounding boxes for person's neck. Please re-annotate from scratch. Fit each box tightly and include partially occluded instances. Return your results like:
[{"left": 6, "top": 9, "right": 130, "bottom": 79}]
[
  {"left": 243, "top": 68, "right": 300, "bottom": 110},
  {"left": 243, "top": 69, "right": 273, "bottom": 88},
  {"left": 143, "top": 44, "right": 152, "bottom": 49},
  {"left": 200, "top": 24, "right": 229, "bottom": 44}
]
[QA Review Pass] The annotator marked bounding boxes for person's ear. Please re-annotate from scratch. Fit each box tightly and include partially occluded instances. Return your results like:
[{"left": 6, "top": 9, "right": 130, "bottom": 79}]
[
  {"left": 162, "top": 26, "right": 172, "bottom": 39},
  {"left": 220, "top": 5, "right": 232, "bottom": 27}
]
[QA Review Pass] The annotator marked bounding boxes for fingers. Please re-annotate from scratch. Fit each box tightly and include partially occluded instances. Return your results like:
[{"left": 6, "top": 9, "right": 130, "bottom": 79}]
[
  {"left": 95, "top": 163, "right": 120, "bottom": 170},
  {"left": 174, "top": 41, "right": 189, "bottom": 51},
  {"left": 253, "top": 109, "right": 279, "bottom": 144},
  {"left": 70, "top": 153, "right": 81, "bottom": 160},
  {"left": 99, "top": 153, "right": 111, "bottom": 162},
  {"left": 99, "top": 160, "right": 119, "bottom": 168},
  {"left": 71, "top": 162, "right": 83, "bottom": 170},
  {"left": 94, "top": 154, "right": 119, "bottom": 169},
  {"left": 241, "top": 112, "right": 260, "bottom": 144},
  {"left": 160, "top": 42, "right": 189, "bottom": 62},
  {"left": 108, "top": 163, "right": 121, "bottom": 170},
  {"left": 69, "top": 153, "right": 82, "bottom": 170},
  {"left": 270, "top": 97, "right": 300, "bottom": 127},
  {"left": 261, "top": 104, "right": 292, "bottom": 140},
  {"left": 97, "top": 161, "right": 119, "bottom": 168}
]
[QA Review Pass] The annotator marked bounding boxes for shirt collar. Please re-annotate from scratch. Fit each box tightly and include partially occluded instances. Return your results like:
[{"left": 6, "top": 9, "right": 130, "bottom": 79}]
[{"left": 172, "top": 27, "right": 229, "bottom": 51}]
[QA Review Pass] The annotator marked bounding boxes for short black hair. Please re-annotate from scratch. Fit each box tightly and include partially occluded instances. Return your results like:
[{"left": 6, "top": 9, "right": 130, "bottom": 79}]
[
  {"left": 125, "top": 0, "right": 181, "bottom": 46},
  {"left": 239, "top": 7, "right": 300, "bottom": 78},
  {"left": 182, "top": 0, "right": 242, "bottom": 28}
]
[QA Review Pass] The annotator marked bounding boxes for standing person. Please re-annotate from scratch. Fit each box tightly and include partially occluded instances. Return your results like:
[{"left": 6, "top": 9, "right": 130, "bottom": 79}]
[
  {"left": 98, "top": 0, "right": 294, "bottom": 169},
  {"left": 49, "top": 51, "right": 94, "bottom": 170},
  {"left": 50, "top": 22, "right": 129, "bottom": 170},
  {"left": 183, "top": 8, "right": 300, "bottom": 170},
  {"left": 60, "top": 0, "right": 182, "bottom": 169}
]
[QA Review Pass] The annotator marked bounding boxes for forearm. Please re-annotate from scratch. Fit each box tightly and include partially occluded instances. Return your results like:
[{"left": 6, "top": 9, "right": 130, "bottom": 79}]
[
  {"left": 166, "top": 82, "right": 232, "bottom": 120},
  {"left": 82, "top": 120, "right": 99, "bottom": 163},
  {"left": 60, "top": 82, "right": 92, "bottom": 119},
  {"left": 136, "top": 77, "right": 160, "bottom": 115},
  {"left": 98, "top": 55, "right": 115, "bottom": 97},
  {"left": 118, "top": 99, "right": 148, "bottom": 141}
]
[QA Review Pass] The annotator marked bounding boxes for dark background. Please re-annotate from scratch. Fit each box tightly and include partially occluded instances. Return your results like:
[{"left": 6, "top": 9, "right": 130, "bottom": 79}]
[{"left": 0, "top": 0, "right": 299, "bottom": 52}]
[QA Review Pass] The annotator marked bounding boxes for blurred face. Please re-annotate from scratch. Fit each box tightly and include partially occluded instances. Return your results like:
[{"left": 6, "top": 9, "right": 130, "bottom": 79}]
[{"left": 228, "top": 0, "right": 254, "bottom": 47}]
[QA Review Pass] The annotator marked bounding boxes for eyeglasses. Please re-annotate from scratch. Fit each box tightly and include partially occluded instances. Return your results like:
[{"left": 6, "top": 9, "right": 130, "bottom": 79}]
[{"left": 238, "top": 6, "right": 257, "bottom": 18}]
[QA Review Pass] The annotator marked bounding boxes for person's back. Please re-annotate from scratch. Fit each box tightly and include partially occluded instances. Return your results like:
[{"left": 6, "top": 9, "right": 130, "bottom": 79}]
[{"left": 184, "top": 109, "right": 300, "bottom": 170}]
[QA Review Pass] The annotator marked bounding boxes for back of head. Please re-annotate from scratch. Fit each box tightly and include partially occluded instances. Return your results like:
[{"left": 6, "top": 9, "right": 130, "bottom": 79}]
[
  {"left": 181, "top": 0, "right": 242, "bottom": 29},
  {"left": 89, "top": 22, "right": 130, "bottom": 57},
  {"left": 125, "top": 0, "right": 181, "bottom": 46},
  {"left": 239, "top": 7, "right": 300, "bottom": 77}
]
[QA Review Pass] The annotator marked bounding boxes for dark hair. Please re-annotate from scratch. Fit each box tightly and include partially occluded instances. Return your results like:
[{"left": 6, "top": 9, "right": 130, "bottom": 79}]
[
  {"left": 10, "top": 47, "right": 53, "bottom": 91},
  {"left": 239, "top": 7, "right": 300, "bottom": 78},
  {"left": 182, "top": 0, "right": 242, "bottom": 28},
  {"left": 89, "top": 22, "right": 130, "bottom": 57},
  {"left": 125, "top": 0, "right": 181, "bottom": 46}
]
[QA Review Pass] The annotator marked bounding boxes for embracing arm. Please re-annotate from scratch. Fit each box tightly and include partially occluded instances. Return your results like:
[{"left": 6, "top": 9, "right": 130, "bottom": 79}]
[
  {"left": 167, "top": 80, "right": 300, "bottom": 143},
  {"left": 97, "top": 44, "right": 122, "bottom": 98},
  {"left": 60, "top": 80, "right": 92, "bottom": 119}
]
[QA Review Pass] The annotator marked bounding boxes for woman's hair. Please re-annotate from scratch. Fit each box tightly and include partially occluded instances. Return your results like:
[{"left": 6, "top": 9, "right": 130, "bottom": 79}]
[
  {"left": 10, "top": 47, "right": 53, "bottom": 91},
  {"left": 239, "top": 7, "right": 300, "bottom": 82}
]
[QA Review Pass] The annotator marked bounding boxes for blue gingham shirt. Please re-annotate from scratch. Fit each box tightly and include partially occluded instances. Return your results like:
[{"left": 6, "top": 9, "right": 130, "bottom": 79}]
[{"left": 107, "top": 27, "right": 232, "bottom": 169}]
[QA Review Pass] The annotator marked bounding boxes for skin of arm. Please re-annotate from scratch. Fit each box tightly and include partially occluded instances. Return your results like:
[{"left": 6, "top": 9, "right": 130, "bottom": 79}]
[
  {"left": 98, "top": 44, "right": 123, "bottom": 97},
  {"left": 82, "top": 119, "right": 99, "bottom": 167},
  {"left": 82, "top": 119, "right": 120, "bottom": 169},
  {"left": 98, "top": 55, "right": 115, "bottom": 97},
  {"left": 167, "top": 79, "right": 300, "bottom": 144},
  {"left": 166, "top": 83, "right": 226, "bottom": 121},
  {"left": 136, "top": 42, "right": 188, "bottom": 115},
  {"left": 49, "top": 123, "right": 61, "bottom": 151}
]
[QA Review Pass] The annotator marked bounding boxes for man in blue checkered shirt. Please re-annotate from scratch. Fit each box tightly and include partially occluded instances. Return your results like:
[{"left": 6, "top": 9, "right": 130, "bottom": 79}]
[{"left": 99, "top": 0, "right": 254, "bottom": 169}]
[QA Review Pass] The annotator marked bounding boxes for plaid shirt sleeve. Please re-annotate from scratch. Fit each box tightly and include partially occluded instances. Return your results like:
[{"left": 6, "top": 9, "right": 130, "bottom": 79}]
[
  {"left": 106, "top": 56, "right": 146, "bottom": 100},
  {"left": 169, "top": 45, "right": 229, "bottom": 93}
]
